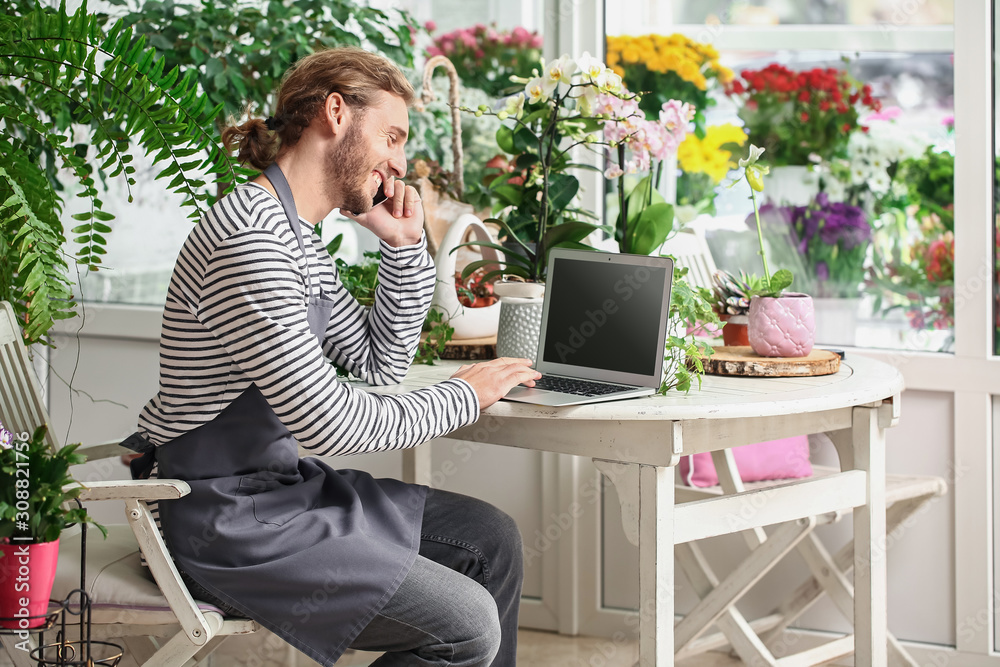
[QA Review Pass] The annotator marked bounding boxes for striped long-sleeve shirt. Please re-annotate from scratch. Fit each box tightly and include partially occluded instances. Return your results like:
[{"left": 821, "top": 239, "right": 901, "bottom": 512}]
[{"left": 137, "top": 182, "right": 480, "bottom": 455}]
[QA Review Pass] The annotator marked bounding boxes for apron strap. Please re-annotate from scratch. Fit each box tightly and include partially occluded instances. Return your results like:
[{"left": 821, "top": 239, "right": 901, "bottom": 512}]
[
  {"left": 120, "top": 431, "right": 157, "bottom": 480},
  {"left": 263, "top": 163, "right": 312, "bottom": 297}
]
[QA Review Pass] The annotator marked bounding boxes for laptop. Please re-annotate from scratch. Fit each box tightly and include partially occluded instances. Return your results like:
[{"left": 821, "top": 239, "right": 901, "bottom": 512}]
[{"left": 503, "top": 248, "right": 674, "bottom": 407}]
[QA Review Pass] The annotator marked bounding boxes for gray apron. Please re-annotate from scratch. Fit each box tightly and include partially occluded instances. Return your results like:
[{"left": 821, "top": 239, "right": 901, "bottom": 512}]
[{"left": 122, "top": 164, "right": 426, "bottom": 666}]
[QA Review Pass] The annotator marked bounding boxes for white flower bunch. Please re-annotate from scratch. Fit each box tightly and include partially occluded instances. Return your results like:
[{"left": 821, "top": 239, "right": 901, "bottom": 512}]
[{"left": 821, "top": 114, "right": 927, "bottom": 202}]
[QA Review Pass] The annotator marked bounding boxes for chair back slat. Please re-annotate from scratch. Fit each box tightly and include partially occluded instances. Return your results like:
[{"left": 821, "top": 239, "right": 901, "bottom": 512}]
[
  {"left": 0, "top": 301, "right": 57, "bottom": 450},
  {"left": 659, "top": 230, "right": 719, "bottom": 291}
]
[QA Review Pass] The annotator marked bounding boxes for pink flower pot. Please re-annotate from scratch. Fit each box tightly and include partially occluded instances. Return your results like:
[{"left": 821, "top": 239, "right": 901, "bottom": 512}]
[
  {"left": 0, "top": 538, "right": 59, "bottom": 628},
  {"left": 748, "top": 293, "right": 815, "bottom": 358}
]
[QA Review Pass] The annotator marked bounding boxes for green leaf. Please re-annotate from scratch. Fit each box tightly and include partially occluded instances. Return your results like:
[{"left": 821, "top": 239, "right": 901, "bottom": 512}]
[
  {"left": 768, "top": 269, "right": 794, "bottom": 294},
  {"left": 542, "top": 221, "right": 600, "bottom": 249},
  {"left": 629, "top": 203, "right": 674, "bottom": 256},
  {"left": 546, "top": 174, "right": 579, "bottom": 213}
]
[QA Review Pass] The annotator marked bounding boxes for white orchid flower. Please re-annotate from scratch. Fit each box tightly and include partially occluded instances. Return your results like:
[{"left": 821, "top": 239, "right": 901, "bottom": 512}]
[
  {"left": 599, "top": 69, "right": 623, "bottom": 94},
  {"left": 577, "top": 51, "right": 605, "bottom": 83},
  {"left": 525, "top": 77, "right": 549, "bottom": 104},
  {"left": 503, "top": 92, "right": 526, "bottom": 119},
  {"left": 739, "top": 144, "right": 766, "bottom": 168},
  {"left": 545, "top": 54, "right": 577, "bottom": 87},
  {"left": 574, "top": 86, "right": 599, "bottom": 116}
]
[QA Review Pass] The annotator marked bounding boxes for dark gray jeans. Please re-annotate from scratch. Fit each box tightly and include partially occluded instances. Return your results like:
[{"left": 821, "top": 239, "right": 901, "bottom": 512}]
[
  {"left": 350, "top": 488, "right": 523, "bottom": 666},
  {"left": 182, "top": 487, "right": 523, "bottom": 666}
]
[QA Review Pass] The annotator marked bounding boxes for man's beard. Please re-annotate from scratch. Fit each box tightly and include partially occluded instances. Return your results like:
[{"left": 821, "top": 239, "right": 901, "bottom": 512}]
[{"left": 326, "top": 119, "right": 377, "bottom": 216}]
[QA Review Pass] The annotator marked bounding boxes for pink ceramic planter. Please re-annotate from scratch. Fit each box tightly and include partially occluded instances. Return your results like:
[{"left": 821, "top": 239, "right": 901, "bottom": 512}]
[{"left": 748, "top": 293, "right": 815, "bottom": 358}]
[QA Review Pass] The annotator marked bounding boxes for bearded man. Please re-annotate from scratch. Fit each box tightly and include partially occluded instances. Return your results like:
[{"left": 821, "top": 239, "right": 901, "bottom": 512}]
[{"left": 122, "top": 46, "right": 538, "bottom": 667}]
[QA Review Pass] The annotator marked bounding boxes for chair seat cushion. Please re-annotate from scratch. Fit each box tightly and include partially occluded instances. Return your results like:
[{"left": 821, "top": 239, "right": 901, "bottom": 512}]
[{"left": 53, "top": 524, "right": 226, "bottom": 624}]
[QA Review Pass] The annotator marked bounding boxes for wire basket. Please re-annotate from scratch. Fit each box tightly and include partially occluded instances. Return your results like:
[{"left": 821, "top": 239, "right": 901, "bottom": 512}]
[{"left": 22, "top": 515, "right": 124, "bottom": 666}]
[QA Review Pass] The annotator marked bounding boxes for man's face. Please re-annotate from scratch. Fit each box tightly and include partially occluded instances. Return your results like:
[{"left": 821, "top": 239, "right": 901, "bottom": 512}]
[{"left": 327, "top": 90, "right": 409, "bottom": 215}]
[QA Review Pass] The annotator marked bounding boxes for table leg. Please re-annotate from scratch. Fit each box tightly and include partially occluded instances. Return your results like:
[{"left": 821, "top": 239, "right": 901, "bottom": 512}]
[
  {"left": 639, "top": 464, "right": 674, "bottom": 667},
  {"left": 402, "top": 442, "right": 432, "bottom": 486},
  {"left": 853, "top": 405, "right": 887, "bottom": 666}
]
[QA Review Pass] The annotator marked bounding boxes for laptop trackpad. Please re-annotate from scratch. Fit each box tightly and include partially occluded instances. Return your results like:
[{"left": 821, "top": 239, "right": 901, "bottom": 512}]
[{"left": 503, "top": 385, "right": 561, "bottom": 404}]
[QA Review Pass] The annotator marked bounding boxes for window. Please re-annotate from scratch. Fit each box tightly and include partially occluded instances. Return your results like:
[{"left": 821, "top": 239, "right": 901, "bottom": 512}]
[{"left": 606, "top": 0, "right": 955, "bottom": 352}]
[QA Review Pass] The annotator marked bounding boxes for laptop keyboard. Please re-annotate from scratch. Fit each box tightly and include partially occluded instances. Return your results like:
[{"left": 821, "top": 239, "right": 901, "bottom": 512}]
[{"left": 533, "top": 374, "right": 636, "bottom": 397}]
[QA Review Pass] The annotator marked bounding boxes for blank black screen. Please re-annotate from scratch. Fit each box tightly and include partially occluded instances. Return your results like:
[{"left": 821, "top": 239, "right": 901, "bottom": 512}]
[{"left": 541, "top": 257, "right": 667, "bottom": 376}]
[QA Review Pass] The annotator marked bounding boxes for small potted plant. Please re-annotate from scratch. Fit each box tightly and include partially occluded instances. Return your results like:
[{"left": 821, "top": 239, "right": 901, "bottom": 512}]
[
  {"left": 711, "top": 270, "right": 770, "bottom": 346},
  {"left": 0, "top": 423, "right": 103, "bottom": 628},
  {"left": 735, "top": 145, "right": 815, "bottom": 358}
]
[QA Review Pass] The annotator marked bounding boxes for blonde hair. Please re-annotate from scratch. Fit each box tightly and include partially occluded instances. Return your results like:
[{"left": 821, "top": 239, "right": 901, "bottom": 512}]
[{"left": 221, "top": 47, "right": 415, "bottom": 171}]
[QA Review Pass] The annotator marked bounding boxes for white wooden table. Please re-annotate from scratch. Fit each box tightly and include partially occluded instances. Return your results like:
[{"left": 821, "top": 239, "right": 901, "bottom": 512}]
[{"left": 371, "top": 356, "right": 904, "bottom": 667}]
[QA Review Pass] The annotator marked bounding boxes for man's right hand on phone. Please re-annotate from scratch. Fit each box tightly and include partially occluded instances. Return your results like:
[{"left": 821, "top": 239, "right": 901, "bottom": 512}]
[{"left": 450, "top": 357, "right": 541, "bottom": 409}]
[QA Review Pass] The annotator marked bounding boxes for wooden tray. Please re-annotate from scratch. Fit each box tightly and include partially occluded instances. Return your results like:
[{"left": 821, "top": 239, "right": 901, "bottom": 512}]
[{"left": 703, "top": 346, "right": 841, "bottom": 377}]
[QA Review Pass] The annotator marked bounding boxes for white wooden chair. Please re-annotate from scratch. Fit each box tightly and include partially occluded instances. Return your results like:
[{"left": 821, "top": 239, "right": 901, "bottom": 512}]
[
  {"left": 656, "top": 239, "right": 949, "bottom": 664},
  {"left": 659, "top": 228, "right": 718, "bottom": 291},
  {"left": 672, "top": 448, "right": 946, "bottom": 665},
  {"left": 0, "top": 301, "right": 258, "bottom": 667}
]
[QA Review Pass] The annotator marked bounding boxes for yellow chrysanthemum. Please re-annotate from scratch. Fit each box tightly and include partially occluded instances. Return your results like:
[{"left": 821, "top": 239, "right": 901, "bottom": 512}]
[{"left": 677, "top": 123, "right": 748, "bottom": 183}]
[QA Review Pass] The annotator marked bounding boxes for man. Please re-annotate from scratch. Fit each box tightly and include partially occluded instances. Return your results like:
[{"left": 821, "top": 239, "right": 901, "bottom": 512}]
[{"left": 124, "top": 46, "right": 539, "bottom": 667}]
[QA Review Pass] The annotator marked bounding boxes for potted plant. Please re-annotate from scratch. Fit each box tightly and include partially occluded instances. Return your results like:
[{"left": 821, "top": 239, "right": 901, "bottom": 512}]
[
  {"left": 725, "top": 63, "right": 881, "bottom": 206},
  {"left": 735, "top": 145, "right": 813, "bottom": 358},
  {"left": 457, "top": 52, "right": 627, "bottom": 359},
  {"left": 710, "top": 270, "right": 771, "bottom": 347},
  {"left": 0, "top": 424, "right": 103, "bottom": 629},
  {"left": 753, "top": 192, "right": 872, "bottom": 345},
  {"left": 599, "top": 90, "right": 691, "bottom": 255},
  {"left": 599, "top": 91, "right": 718, "bottom": 391}
]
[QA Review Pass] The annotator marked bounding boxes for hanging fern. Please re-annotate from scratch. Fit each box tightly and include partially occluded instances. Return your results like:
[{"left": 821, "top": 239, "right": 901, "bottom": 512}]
[{"left": 0, "top": 1, "right": 247, "bottom": 343}]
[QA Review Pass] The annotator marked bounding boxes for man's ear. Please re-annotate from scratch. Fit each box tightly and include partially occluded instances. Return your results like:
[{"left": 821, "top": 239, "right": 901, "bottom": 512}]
[{"left": 324, "top": 93, "right": 349, "bottom": 136}]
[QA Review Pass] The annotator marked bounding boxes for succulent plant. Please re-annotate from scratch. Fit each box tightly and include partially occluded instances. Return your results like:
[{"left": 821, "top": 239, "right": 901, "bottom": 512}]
[{"left": 711, "top": 270, "right": 769, "bottom": 316}]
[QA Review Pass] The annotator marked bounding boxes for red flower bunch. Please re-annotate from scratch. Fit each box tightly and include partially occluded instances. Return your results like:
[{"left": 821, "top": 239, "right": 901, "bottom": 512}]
[
  {"left": 726, "top": 64, "right": 881, "bottom": 166},
  {"left": 426, "top": 24, "right": 543, "bottom": 98}
]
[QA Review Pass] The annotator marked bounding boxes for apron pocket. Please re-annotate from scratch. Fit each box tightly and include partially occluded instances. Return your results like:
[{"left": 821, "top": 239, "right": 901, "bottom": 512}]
[{"left": 237, "top": 472, "right": 314, "bottom": 527}]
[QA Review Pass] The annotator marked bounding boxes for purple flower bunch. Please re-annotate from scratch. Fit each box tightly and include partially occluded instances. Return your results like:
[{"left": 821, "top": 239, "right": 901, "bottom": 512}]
[{"left": 754, "top": 192, "right": 872, "bottom": 297}]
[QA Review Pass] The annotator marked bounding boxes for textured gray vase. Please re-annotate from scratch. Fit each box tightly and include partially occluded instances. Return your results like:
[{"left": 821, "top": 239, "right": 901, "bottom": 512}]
[{"left": 496, "top": 296, "right": 544, "bottom": 363}]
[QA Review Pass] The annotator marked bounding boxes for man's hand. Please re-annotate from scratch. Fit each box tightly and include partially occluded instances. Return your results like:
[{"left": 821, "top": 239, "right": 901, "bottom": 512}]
[
  {"left": 343, "top": 176, "right": 424, "bottom": 248},
  {"left": 450, "top": 357, "right": 541, "bottom": 409}
]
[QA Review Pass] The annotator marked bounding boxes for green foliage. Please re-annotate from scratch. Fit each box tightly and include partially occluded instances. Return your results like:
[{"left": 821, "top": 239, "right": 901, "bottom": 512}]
[
  {"left": 335, "top": 251, "right": 382, "bottom": 308},
  {"left": 615, "top": 174, "right": 675, "bottom": 255},
  {"left": 0, "top": 1, "right": 241, "bottom": 343},
  {"left": 0, "top": 425, "right": 105, "bottom": 549},
  {"left": 415, "top": 307, "right": 453, "bottom": 366},
  {"left": 894, "top": 147, "right": 954, "bottom": 232},
  {"left": 112, "top": 0, "right": 420, "bottom": 125},
  {"left": 660, "top": 267, "right": 717, "bottom": 394}
]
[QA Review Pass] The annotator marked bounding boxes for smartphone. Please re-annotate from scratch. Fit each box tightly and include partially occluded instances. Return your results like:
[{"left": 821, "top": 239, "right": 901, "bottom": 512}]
[{"left": 372, "top": 189, "right": 389, "bottom": 207}]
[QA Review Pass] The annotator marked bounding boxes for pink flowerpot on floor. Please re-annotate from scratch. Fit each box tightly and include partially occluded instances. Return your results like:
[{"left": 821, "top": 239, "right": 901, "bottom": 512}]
[
  {"left": 0, "top": 538, "right": 60, "bottom": 629},
  {"left": 748, "top": 293, "right": 815, "bottom": 358}
]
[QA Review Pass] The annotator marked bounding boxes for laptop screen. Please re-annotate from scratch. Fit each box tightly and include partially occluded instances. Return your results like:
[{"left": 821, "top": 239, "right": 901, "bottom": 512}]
[{"left": 540, "top": 253, "right": 670, "bottom": 378}]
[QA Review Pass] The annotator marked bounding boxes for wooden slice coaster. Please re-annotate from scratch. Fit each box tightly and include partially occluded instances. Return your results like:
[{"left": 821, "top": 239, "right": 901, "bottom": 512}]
[
  {"left": 703, "top": 346, "right": 841, "bottom": 377},
  {"left": 421, "top": 333, "right": 497, "bottom": 361}
]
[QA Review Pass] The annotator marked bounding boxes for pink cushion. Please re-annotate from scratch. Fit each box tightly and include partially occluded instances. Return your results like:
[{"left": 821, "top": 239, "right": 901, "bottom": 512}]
[{"left": 679, "top": 436, "right": 812, "bottom": 487}]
